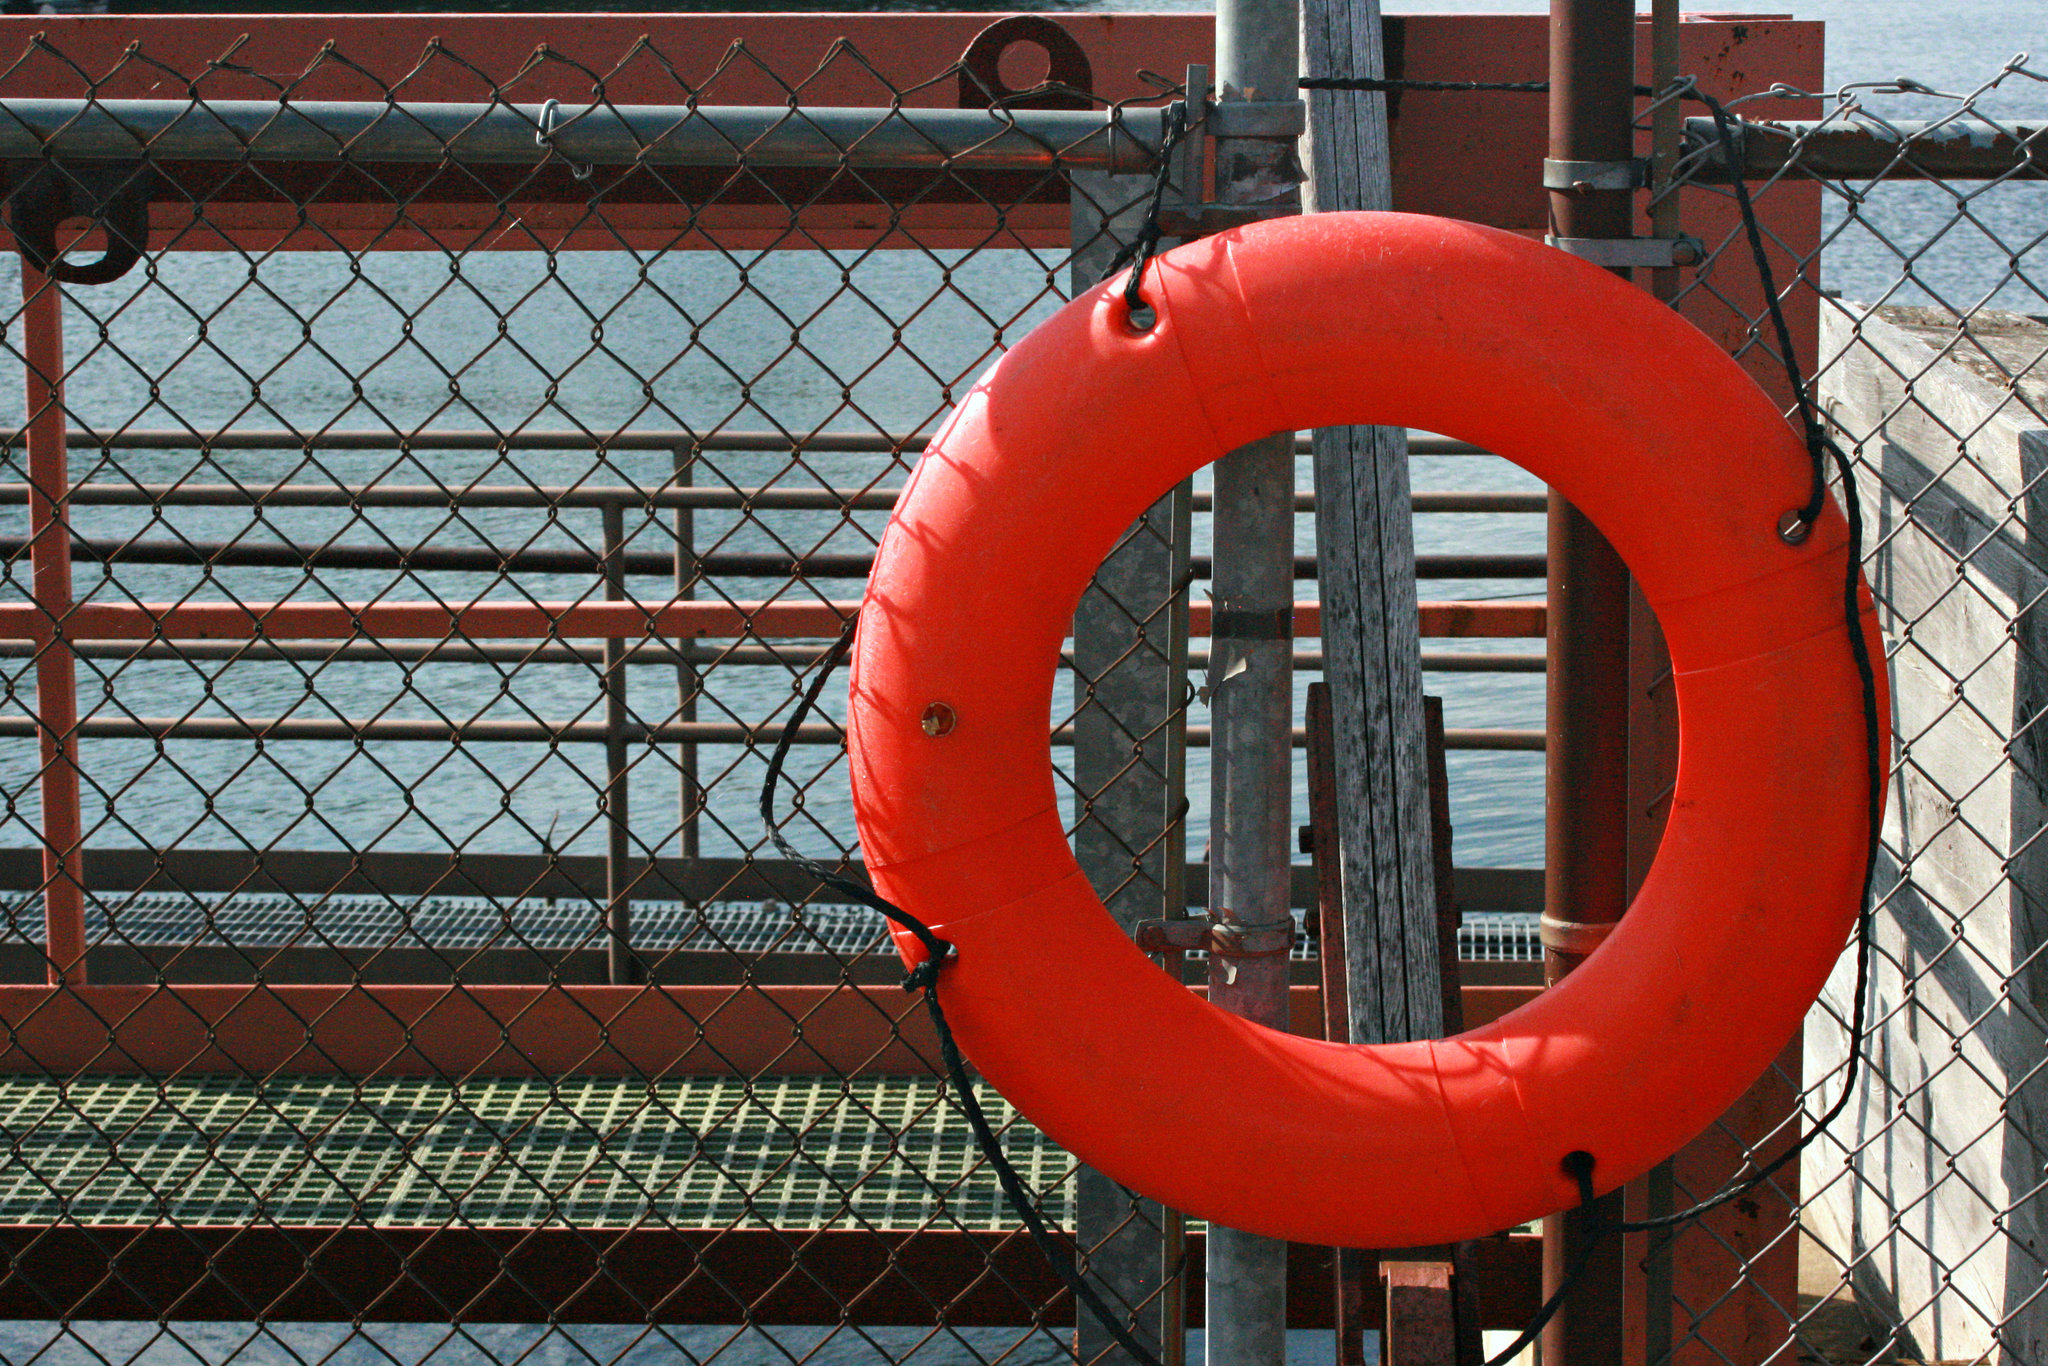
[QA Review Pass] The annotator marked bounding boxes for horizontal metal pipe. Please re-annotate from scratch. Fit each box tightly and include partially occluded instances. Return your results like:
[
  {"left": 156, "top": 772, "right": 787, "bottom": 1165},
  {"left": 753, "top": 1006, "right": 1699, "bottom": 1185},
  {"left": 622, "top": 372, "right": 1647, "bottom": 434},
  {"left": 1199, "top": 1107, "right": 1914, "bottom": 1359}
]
[
  {"left": 0, "top": 99, "right": 1169, "bottom": 174},
  {"left": 1683, "top": 116, "right": 2048, "bottom": 182},
  {"left": 6, "top": 428, "right": 1494, "bottom": 458},
  {"left": 0, "top": 639, "right": 1548, "bottom": 673},
  {"left": 16, "top": 536, "right": 1546, "bottom": 582},
  {"left": 0, "top": 482, "right": 1545, "bottom": 515},
  {"left": 0, "top": 714, "right": 1542, "bottom": 750}
]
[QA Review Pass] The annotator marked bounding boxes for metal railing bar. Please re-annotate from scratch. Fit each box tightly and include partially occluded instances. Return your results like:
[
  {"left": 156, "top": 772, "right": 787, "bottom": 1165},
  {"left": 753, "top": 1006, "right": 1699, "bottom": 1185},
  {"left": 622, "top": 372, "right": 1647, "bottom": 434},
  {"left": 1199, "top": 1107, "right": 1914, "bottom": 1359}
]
[
  {"left": 4, "top": 536, "right": 1546, "bottom": 582},
  {"left": 0, "top": 99, "right": 1171, "bottom": 174},
  {"left": 0, "top": 715, "right": 1544, "bottom": 750},
  {"left": 0, "top": 483, "right": 1544, "bottom": 514},
  {"left": 0, "top": 846, "right": 1547, "bottom": 915},
  {"left": 5, "top": 429, "right": 1493, "bottom": 458},
  {"left": 1681, "top": 116, "right": 2048, "bottom": 182},
  {"left": 0, "top": 639, "right": 1550, "bottom": 672}
]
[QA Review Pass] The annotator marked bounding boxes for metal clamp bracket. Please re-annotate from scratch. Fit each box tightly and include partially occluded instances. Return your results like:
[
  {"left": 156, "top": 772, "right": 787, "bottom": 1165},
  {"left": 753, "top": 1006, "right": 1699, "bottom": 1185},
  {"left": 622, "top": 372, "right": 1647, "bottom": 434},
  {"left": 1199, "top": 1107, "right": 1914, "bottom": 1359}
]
[
  {"left": 1134, "top": 914, "right": 1296, "bottom": 959},
  {"left": 1150, "top": 65, "right": 1304, "bottom": 241},
  {"left": 1206, "top": 98, "right": 1308, "bottom": 140},
  {"left": 1538, "top": 913, "right": 1615, "bottom": 956},
  {"left": 1542, "top": 156, "right": 1648, "bottom": 192},
  {"left": 1545, "top": 233, "right": 1705, "bottom": 269}
]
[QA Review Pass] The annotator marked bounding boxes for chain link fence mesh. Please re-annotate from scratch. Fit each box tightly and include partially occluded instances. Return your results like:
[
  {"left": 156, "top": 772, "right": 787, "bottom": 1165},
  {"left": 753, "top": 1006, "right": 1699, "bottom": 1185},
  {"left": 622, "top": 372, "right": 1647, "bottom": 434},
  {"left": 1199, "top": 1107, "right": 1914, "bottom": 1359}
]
[
  {"left": 0, "top": 15, "right": 2039, "bottom": 1366},
  {"left": 1657, "top": 53, "right": 2047, "bottom": 1366}
]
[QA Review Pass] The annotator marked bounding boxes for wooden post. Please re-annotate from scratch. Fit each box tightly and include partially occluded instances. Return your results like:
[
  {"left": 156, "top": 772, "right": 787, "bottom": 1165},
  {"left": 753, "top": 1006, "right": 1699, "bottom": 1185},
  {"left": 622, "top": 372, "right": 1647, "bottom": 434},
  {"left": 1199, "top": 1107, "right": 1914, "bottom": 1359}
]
[{"left": 1302, "top": 0, "right": 1445, "bottom": 1055}]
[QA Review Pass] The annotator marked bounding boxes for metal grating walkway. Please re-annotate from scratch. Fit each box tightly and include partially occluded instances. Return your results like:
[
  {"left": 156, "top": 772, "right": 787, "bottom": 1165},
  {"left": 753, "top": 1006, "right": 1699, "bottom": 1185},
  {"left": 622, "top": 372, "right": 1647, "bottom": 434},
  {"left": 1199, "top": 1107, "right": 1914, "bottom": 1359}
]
[
  {"left": 0, "top": 894, "right": 1543, "bottom": 960},
  {"left": 0, "top": 1075, "right": 1070, "bottom": 1230}
]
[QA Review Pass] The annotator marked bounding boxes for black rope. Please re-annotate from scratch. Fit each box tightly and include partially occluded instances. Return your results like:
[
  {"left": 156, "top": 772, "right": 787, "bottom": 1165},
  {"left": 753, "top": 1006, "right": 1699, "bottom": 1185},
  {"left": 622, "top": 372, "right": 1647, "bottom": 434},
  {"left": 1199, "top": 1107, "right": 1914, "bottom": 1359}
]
[
  {"left": 1614, "top": 83, "right": 1881, "bottom": 1235},
  {"left": 760, "top": 617, "right": 1169, "bottom": 1366},
  {"left": 1105, "top": 100, "right": 1190, "bottom": 310}
]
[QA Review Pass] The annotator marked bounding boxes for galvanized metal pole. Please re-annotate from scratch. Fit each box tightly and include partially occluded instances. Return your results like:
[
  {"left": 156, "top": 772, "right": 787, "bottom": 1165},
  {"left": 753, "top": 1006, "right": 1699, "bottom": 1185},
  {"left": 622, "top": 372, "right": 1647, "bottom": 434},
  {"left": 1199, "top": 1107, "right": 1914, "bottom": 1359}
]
[
  {"left": 1208, "top": 0, "right": 1301, "bottom": 1357},
  {"left": 1540, "top": 0, "right": 1634, "bottom": 1359},
  {"left": 1069, "top": 167, "right": 1187, "bottom": 1366}
]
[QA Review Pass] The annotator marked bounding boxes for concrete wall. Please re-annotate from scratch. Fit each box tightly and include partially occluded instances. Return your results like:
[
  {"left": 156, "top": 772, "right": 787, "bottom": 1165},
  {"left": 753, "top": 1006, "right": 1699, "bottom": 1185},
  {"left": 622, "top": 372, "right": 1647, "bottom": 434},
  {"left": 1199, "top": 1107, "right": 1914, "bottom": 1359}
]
[{"left": 1810, "top": 305, "right": 2048, "bottom": 1363}]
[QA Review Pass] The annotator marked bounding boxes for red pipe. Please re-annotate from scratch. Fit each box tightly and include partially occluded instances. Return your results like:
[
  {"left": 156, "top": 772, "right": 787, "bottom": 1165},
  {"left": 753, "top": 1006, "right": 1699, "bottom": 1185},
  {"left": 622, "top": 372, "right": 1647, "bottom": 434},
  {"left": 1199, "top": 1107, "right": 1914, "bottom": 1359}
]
[{"left": 20, "top": 269, "right": 85, "bottom": 987}]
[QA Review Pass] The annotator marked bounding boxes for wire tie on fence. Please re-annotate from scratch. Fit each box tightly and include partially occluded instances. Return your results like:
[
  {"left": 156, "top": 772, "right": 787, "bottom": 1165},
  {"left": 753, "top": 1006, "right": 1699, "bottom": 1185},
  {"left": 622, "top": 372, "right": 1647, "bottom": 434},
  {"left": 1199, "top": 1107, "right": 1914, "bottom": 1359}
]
[{"left": 535, "top": 98, "right": 594, "bottom": 181}]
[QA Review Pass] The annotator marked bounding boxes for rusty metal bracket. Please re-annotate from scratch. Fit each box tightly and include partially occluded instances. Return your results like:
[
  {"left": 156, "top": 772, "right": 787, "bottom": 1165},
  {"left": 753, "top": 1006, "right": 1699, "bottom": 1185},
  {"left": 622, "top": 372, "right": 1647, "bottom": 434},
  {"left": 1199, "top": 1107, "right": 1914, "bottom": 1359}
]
[
  {"left": 1134, "top": 913, "right": 1295, "bottom": 958},
  {"left": 1538, "top": 912, "right": 1615, "bottom": 956},
  {"left": 1545, "top": 233, "right": 1704, "bottom": 269},
  {"left": 1382, "top": 1260, "right": 1460, "bottom": 1366},
  {"left": 957, "top": 16, "right": 1094, "bottom": 110},
  {"left": 6, "top": 160, "right": 152, "bottom": 285},
  {"left": 1207, "top": 99, "right": 1307, "bottom": 139},
  {"left": 1542, "top": 156, "right": 1648, "bottom": 192},
  {"left": 1152, "top": 64, "right": 1304, "bottom": 239}
]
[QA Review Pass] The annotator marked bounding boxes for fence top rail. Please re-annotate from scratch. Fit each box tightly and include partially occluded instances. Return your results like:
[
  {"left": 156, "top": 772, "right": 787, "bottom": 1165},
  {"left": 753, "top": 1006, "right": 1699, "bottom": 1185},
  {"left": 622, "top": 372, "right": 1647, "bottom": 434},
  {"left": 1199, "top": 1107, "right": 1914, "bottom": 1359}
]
[
  {"left": 0, "top": 98, "right": 1170, "bottom": 174},
  {"left": 1683, "top": 115, "right": 2048, "bottom": 181},
  {"left": 0, "top": 482, "right": 1543, "bottom": 514},
  {"left": 2, "top": 428, "right": 1491, "bottom": 456}
]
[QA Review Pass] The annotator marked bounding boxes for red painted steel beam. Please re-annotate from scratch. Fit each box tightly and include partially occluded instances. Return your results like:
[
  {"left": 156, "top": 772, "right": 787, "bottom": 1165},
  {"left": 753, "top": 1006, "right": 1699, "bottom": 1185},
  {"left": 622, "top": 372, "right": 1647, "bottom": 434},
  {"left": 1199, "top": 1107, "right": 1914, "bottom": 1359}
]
[
  {"left": 18, "top": 267, "right": 84, "bottom": 988},
  {"left": 0, "top": 983, "right": 1541, "bottom": 1078},
  {"left": 0, "top": 1225, "right": 1540, "bottom": 1329},
  {"left": 0, "top": 599, "right": 1547, "bottom": 641}
]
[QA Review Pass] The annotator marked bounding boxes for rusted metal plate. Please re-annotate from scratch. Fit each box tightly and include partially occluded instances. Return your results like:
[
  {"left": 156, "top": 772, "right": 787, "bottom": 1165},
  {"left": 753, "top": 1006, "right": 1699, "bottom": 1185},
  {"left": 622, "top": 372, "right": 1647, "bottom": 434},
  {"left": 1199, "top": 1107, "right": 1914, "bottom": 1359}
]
[{"left": 1383, "top": 1260, "right": 1459, "bottom": 1366}]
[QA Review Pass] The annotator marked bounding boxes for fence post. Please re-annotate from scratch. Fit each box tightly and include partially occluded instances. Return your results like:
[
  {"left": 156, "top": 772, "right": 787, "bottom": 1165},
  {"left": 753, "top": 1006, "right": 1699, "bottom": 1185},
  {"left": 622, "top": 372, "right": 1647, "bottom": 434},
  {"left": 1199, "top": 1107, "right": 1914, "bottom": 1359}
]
[
  {"left": 672, "top": 449, "right": 701, "bottom": 864},
  {"left": 1068, "top": 166, "right": 1189, "bottom": 1366},
  {"left": 20, "top": 266, "right": 84, "bottom": 987},
  {"left": 1540, "top": 0, "right": 1636, "bottom": 1358},
  {"left": 1208, "top": 0, "right": 1301, "bottom": 1354},
  {"left": 601, "top": 495, "right": 641, "bottom": 984}
]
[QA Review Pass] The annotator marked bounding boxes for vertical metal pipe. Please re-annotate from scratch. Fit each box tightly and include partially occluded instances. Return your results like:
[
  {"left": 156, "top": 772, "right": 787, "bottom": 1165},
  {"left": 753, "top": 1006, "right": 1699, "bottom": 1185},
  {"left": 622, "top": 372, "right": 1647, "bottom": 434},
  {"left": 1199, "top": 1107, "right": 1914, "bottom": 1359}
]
[
  {"left": 1207, "top": 0, "right": 1301, "bottom": 1358},
  {"left": 1161, "top": 476, "right": 1194, "bottom": 1366},
  {"left": 672, "top": 450, "right": 701, "bottom": 864},
  {"left": 1633, "top": 7, "right": 1683, "bottom": 1359},
  {"left": 1069, "top": 166, "right": 1182, "bottom": 1366},
  {"left": 1205, "top": 434, "right": 1295, "bottom": 1366},
  {"left": 601, "top": 496, "right": 640, "bottom": 985},
  {"left": 1540, "top": 0, "right": 1635, "bottom": 1359},
  {"left": 21, "top": 267, "right": 84, "bottom": 987}
]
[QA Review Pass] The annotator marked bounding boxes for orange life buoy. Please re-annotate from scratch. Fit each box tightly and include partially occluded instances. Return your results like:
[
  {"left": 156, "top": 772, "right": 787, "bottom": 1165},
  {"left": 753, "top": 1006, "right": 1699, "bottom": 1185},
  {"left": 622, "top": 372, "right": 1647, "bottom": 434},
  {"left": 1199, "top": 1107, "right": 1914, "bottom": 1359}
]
[{"left": 846, "top": 211, "right": 1884, "bottom": 1247}]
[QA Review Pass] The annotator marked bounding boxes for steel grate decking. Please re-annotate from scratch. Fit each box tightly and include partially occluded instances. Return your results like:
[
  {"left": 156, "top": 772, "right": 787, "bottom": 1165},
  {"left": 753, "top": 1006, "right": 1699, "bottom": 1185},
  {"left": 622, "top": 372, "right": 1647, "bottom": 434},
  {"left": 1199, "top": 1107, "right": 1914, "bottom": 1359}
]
[
  {"left": 0, "top": 894, "right": 895, "bottom": 956},
  {"left": 0, "top": 895, "right": 1543, "bottom": 961},
  {"left": 0, "top": 1075, "right": 1069, "bottom": 1230}
]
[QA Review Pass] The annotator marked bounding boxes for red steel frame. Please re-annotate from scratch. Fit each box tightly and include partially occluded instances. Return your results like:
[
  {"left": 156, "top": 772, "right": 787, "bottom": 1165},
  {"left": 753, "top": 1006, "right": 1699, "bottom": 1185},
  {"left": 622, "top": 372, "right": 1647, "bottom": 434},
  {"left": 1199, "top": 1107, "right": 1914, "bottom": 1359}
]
[{"left": 0, "top": 10, "right": 1819, "bottom": 1347}]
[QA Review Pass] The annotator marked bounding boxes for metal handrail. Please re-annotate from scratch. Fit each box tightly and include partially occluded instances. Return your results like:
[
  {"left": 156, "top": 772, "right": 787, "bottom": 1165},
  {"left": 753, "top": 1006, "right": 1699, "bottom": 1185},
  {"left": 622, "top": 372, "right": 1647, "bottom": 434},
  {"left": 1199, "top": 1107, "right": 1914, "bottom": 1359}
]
[{"left": 0, "top": 99, "right": 1171, "bottom": 174}]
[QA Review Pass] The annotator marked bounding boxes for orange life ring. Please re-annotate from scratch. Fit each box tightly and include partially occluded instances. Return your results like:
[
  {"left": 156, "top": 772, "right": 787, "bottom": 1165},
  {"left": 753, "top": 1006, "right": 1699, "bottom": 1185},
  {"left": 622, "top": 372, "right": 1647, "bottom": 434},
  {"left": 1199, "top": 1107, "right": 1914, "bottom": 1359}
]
[{"left": 846, "top": 211, "right": 1884, "bottom": 1247}]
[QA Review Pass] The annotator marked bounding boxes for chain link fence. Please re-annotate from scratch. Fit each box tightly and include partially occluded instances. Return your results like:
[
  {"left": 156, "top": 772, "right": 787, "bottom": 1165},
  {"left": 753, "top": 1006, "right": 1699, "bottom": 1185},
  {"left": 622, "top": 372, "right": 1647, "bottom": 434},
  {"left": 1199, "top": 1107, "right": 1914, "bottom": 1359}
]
[
  {"left": 1648, "top": 52, "right": 2048, "bottom": 1366},
  {"left": 0, "top": 19, "right": 1207, "bottom": 1366},
  {"left": 0, "top": 12, "right": 2040, "bottom": 1366}
]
